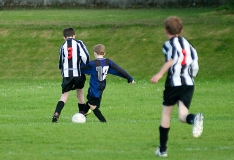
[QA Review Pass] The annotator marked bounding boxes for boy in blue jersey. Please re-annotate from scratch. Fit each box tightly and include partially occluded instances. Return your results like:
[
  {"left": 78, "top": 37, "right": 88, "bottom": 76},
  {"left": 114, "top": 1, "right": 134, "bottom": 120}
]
[
  {"left": 81, "top": 44, "right": 135, "bottom": 122},
  {"left": 52, "top": 27, "right": 90, "bottom": 123},
  {"left": 151, "top": 16, "right": 203, "bottom": 157}
]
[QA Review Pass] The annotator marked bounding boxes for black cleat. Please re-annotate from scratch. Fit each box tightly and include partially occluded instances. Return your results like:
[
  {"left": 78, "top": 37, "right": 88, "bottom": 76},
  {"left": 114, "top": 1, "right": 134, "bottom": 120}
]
[{"left": 52, "top": 112, "right": 59, "bottom": 123}]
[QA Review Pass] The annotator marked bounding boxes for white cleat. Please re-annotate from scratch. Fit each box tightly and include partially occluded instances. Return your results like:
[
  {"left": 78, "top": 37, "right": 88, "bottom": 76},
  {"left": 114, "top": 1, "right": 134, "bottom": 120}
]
[
  {"left": 192, "top": 113, "right": 204, "bottom": 138},
  {"left": 155, "top": 148, "right": 168, "bottom": 157}
]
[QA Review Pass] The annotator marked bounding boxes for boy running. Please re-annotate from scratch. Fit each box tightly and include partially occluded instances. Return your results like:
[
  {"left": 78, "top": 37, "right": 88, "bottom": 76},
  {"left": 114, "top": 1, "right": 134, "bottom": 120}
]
[
  {"left": 81, "top": 44, "right": 135, "bottom": 122},
  {"left": 52, "top": 27, "right": 90, "bottom": 123},
  {"left": 151, "top": 16, "right": 204, "bottom": 157}
]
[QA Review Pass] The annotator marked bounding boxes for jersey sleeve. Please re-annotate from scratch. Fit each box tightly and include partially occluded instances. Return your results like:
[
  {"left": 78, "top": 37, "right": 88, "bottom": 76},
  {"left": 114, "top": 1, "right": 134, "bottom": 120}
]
[
  {"left": 77, "top": 40, "right": 90, "bottom": 65},
  {"left": 108, "top": 59, "right": 133, "bottom": 83},
  {"left": 81, "top": 63, "right": 93, "bottom": 75},
  {"left": 162, "top": 41, "right": 174, "bottom": 62},
  {"left": 58, "top": 45, "right": 64, "bottom": 69},
  {"left": 190, "top": 46, "right": 199, "bottom": 77}
]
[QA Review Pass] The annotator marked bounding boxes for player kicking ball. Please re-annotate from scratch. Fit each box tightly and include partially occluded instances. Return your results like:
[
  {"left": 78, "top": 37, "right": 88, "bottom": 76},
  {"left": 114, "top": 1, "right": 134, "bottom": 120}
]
[{"left": 81, "top": 44, "right": 135, "bottom": 122}]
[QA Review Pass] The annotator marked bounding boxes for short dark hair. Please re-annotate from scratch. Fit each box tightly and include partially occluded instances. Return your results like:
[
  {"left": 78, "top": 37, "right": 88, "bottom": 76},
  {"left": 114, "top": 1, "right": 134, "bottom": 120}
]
[{"left": 63, "top": 27, "right": 75, "bottom": 38}]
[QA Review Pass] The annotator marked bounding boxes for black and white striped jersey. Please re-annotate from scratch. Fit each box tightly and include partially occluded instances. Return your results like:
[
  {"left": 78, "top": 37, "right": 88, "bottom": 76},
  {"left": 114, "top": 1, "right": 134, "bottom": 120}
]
[
  {"left": 59, "top": 38, "right": 90, "bottom": 77},
  {"left": 162, "top": 36, "right": 199, "bottom": 87}
]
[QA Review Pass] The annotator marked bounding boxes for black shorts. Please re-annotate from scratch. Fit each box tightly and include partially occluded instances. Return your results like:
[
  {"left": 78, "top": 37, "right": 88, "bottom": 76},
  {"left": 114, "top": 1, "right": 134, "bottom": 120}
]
[
  {"left": 61, "top": 74, "right": 86, "bottom": 93},
  {"left": 87, "top": 94, "right": 102, "bottom": 108},
  {"left": 163, "top": 85, "right": 194, "bottom": 109}
]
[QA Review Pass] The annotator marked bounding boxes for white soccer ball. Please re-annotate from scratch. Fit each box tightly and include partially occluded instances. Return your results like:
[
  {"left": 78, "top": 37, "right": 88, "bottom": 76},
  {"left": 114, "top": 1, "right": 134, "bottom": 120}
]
[{"left": 72, "top": 113, "right": 86, "bottom": 123}]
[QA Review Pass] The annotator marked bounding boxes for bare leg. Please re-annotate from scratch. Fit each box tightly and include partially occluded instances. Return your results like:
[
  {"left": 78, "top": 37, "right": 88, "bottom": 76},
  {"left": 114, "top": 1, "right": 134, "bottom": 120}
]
[
  {"left": 158, "top": 105, "right": 173, "bottom": 153},
  {"left": 76, "top": 88, "right": 86, "bottom": 113},
  {"left": 178, "top": 100, "right": 189, "bottom": 123},
  {"left": 59, "top": 92, "right": 69, "bottom": 103},
  {"left": 52, "top": 92, "right": 70, "bottom": 122},
  {"left": 76, "top": 89, "right": 85, "bottom": 104},
  {"left": 88, "top": 103, "right": 106, "bottom": 122},
  {"left": 160, "top": 105, "right": 173, "bottom": 128}
]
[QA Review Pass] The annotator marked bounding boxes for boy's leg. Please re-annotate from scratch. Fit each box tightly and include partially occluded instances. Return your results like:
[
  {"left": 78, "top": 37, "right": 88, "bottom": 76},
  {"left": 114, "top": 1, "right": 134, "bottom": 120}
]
[
  {"left": 83, "top": 102, "right": 91, "bottom": 113},
  {"left": 78, "top": 102, "right": 92, "bottom": 116},
  {"left": 156, "top": 125, "right": 170, "bottom": 157},
  {"left": 52, "top": 92, "right": 69, "bottom": 123},
  {"left": 76, "top": 88, "right": 85, "bottom": 104},
  {"left": 59, "top": 92, "right": 69, "bottom": 102},
  {"left": 74, "top": 74, "right": 86, "bottom": 105},
  {"left": 177, "top": 86, "right": 196, "bottom": 125},
  {"left": 93, "top": 107, "right": 106, "bottom": 122},
  {"left": 78, "top": 103, "right": 86, "bottom": 114},
  {"left": 160, "top": 106, "right": 173, "bottom": 128},
  {"left": 72, "top": 74, "right": 86, "bottom": 112},
  {"left": 178, "top": 101, "right": 204, "bottom": 137},
  {"left": 157, "top": 106, "right": 173, "bottom": 155},
  {"left": 178, "top": 101, "right": 191, "bottom": 123},
  {"left": 76, "top": 86, "right": 92, "bottom": 115},
  {"left": 76, "top": 88, "right": 87, "bottom": 114},
  {"left": 88, "top": 103, "right": 106, "bottom": 122}
]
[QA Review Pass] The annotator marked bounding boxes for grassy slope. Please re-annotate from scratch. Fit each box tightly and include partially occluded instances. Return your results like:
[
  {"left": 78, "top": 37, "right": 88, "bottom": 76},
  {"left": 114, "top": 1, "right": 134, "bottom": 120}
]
[{"left": 0, "top": 8, "right": 233, "bottom": 81}]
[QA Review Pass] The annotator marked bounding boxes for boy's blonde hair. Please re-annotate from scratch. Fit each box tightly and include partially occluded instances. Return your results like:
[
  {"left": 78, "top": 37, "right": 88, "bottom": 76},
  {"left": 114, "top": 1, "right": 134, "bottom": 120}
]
[
  {"left": 164, "top": 16, "right": 183, "bottom": 35},
  {"left": 94, "top": 44, "right": 106, "bottom": 55}
]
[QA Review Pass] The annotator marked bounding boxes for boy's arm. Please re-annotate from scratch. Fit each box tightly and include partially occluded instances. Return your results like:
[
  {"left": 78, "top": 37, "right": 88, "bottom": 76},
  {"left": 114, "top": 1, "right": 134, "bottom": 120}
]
[
  {"left": 108, "top": 60, "right": 134, "bottom": 83},
  {"left": 78, "top": 40, "right": 90, "bottom": 65},
  {"left": 81, "top": 63, "right": 92, "bottom": 75},
  {"left": 151, "top": 59, "right": 173, "bottom": 83},
  {"left": 190, "top": 47, "right": 199, "bottom": 77},
  {"left": 58, "top": 47, "right": 63, "bottom": 69}
]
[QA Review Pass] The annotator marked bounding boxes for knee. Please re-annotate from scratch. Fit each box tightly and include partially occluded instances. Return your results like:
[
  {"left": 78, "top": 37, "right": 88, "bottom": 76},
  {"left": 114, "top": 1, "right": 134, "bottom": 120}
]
[
  {"left": 88, "top": 103, "right": 97, "bottom": 110},
  {"left": 178, "top": 115, "right": 187, "bottom": 123}
]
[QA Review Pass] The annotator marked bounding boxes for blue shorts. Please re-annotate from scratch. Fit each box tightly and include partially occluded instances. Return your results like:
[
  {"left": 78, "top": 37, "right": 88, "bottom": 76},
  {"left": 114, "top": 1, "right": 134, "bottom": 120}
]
[{"left": 163, "top": 85, "right": 194, "bottom": 109}]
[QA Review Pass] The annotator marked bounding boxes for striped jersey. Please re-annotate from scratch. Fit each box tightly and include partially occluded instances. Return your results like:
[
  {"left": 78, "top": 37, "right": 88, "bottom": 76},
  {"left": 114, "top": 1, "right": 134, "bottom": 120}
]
[
  {"left": 162, "top": 36, "right": 199, "bottom": 87},
  {"left": 81, "top": 58, "right": 133, "bottom": 98},
  {"left": 59, "top": 38, "right": 90, "bottom": 77}
]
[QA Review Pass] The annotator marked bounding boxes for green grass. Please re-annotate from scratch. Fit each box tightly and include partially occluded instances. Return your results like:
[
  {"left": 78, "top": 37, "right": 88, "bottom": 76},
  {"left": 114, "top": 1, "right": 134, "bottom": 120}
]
[
  {"left": 0, "top": 9, "right": 234, "bottom": 160},
  {"left": 1, "top": 79, "right": 234, "bottom": 160}
]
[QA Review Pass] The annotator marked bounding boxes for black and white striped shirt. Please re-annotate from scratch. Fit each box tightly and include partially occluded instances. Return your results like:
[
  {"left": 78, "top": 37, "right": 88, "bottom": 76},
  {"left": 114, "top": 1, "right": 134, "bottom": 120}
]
[
  {"left": 162, "top": 36, "right": 199, "bottom": 87},
  {"left": 59, "top": 38, "right": 90, "bottom": 77}
]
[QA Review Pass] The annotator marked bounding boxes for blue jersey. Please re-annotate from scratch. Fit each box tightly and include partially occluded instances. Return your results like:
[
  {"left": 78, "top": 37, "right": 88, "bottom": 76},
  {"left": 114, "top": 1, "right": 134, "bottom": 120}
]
[{"left": 81, "top": 58, "right": 133, "bottom": 98}]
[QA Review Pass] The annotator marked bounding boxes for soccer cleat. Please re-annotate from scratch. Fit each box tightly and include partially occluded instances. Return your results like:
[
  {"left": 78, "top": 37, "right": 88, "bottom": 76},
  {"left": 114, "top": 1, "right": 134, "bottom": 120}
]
[
  {"left": 192, "top": 113, "right": 204, "bottom": 138},
  {"left": 52, "top": 112, "right": 59, "bottom": 123},
  {"left": 85, "top": 109, "right": 92, "bottom": 116},
  {"left": 155, "top": 148, "right": 168, "bottom": 157}
]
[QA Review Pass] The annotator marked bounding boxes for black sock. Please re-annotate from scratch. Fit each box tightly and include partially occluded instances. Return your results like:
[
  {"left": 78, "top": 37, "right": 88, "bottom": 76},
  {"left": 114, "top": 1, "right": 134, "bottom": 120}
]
[
  {"left": 83, "top": 102, "right": 90, "bottom": 114},
  {"left": 54, "top": 101, "right": 65, "bottom": 115},
  {"left": 78, "top": 103, "right": 86, "bottom": 114},
  {"left": 159, "top": 126, "right": 170, "bottom": 152},
  {"left": 93, "top": 108, "right": 106, "bottom": 122},
  {"left": 186, "top": 114, "right": 195, "bottom": 124}
]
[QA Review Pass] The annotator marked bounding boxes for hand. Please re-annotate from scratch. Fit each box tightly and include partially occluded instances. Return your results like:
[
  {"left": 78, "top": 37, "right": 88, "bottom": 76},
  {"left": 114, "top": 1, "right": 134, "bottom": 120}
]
[{"left": 150, "top": 74, "right": 162, "bottom": 83}]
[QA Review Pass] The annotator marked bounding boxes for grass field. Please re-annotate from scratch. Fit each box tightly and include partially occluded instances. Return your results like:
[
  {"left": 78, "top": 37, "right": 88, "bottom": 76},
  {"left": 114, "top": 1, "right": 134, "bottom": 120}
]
[{"left": 0, "top": 8, "right": 234, "bottom": 160}]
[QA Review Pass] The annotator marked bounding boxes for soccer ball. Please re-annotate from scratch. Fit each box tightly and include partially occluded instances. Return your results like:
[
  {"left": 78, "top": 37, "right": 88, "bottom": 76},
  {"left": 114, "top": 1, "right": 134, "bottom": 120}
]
[{"left": 72, "top": 113, "right": 86, "bottom": 123}]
